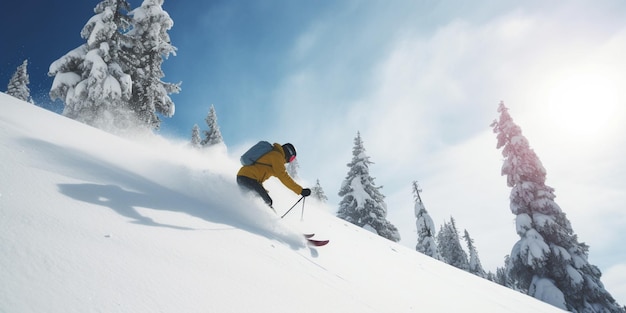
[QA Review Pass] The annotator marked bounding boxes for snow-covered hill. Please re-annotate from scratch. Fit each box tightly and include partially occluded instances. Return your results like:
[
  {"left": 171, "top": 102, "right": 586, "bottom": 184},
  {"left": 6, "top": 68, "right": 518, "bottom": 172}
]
[{"left": 0, "top": 92, "right": 565, "bottom": 312}]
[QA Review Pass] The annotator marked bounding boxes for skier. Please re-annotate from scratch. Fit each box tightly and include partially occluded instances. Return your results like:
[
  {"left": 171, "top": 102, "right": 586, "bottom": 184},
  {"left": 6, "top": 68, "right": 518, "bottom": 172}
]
[{"left": 237, "top": 142, "right": 311, "bottom": 211}]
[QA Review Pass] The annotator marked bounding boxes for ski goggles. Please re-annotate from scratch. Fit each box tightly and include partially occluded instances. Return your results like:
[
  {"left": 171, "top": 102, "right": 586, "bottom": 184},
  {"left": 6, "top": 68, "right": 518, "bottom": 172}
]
[{"left": 288, "top": 155, "right": 296, "bottom": 163}]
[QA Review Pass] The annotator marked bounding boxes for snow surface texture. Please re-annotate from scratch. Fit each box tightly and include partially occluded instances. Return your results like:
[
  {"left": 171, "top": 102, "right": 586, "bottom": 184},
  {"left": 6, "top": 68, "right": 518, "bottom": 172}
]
[{"left": 0, "top": 93, "right": 565, "bottom": 312}]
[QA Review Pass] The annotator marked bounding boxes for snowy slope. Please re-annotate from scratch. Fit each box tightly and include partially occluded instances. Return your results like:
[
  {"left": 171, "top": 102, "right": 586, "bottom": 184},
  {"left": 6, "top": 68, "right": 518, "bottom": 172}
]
[{"left": 0, "top": 92, "right": 565, "bottom": 312}]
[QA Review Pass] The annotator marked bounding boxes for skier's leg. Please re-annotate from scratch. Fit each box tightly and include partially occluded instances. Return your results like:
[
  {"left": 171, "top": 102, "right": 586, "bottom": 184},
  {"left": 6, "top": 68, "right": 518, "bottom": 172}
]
[{"left": 236, "top": 176, "right": 273, "bottom": 207}]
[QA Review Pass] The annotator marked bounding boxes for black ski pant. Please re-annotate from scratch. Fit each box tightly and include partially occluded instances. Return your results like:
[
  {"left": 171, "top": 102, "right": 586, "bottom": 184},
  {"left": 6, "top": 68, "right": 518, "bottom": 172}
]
[{"left": 236, "top": 175, "right": 273, "bottom": 207}]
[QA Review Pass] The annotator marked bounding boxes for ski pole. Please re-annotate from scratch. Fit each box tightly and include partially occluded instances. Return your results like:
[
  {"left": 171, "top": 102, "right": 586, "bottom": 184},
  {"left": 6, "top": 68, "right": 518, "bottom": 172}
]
[
  {"left": 280, "top": 196, "right": 304, "bottom": 219},
  {"left": 300, "top": 196, "right": 306, "bottom": 221}
]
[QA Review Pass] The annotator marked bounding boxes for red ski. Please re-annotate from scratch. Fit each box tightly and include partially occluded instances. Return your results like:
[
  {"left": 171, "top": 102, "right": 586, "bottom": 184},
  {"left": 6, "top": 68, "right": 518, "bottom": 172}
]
[{"left": 307, "top": 238, "right": 329, "bottom": 247}]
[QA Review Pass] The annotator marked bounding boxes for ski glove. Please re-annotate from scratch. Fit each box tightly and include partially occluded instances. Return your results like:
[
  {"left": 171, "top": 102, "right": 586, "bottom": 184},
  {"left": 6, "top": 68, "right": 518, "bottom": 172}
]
[{"left": 301, "top": 188, "right": 311, "bottom": 197}]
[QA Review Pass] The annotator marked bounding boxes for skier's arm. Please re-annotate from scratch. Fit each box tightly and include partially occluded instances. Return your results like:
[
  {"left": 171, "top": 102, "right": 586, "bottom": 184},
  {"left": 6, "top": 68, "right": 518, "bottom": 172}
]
[{"left": 271, "top": 156, "right": 303, "bottom": 195}]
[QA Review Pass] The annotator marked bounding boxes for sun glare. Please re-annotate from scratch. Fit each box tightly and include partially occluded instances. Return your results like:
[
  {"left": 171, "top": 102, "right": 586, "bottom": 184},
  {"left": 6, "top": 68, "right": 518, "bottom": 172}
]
[{"left": 545, "top": 70, "right": 620, "bottom": 138}]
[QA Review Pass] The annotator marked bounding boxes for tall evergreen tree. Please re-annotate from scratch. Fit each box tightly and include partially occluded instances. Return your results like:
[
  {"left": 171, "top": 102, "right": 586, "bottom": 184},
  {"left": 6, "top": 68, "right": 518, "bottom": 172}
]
[
  {"left": 201, "top": 104, "right": 223, "bottom": 146},
  {"left": 126, "top": 0, "right": 181, "bottom": 129},
  {"left": 495, "top": 256, "right": 516, "bottom": 289},
  {"left": 413, "top": 181, "right": 440, "bottom": 260},
  {"left": 49, "top": 0, "right": 133, "bottom": 129},
  {"left": 7, "top": 60, "right": 33, "bottom": 103},
  {"left": 463, "top": 229, "right": 486, "bottom": 278},
  {"left": 191, "top": 124, "right": 201, "bottom": 148},
  {"left": 437, "top": 217, "right": 469, "bottom": 271},
  {"left": 311, "top": 179, "right": 328, "bottom": 203},
  {"left": 491, "top": 101, "right": 624, "bottom": 312},
  {"left": 337, "top": 132, "right": 400, "bottom": 242}
]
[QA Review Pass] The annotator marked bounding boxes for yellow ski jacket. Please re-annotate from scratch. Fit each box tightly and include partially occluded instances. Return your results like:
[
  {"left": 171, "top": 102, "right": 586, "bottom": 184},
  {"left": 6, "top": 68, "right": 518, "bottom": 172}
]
[{"left": 237, "top": 143, "right": 303, "bottom": 195}]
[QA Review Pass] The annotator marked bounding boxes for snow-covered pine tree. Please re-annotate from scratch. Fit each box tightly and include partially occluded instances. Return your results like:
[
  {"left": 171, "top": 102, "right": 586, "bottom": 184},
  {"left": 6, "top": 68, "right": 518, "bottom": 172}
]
[
  {"left": 201, "top": 104, "right": 223, "bottom": 146},
  {"left": 7, "top": 60, "right": 33, "bottom": 103},
  {"left": 495, "top": 256, "right": 516, "bottom": 289},
  {"left": 311, "top": 179, "right": 328, "bottom": 203},
  {"left": 413, "top": 181, "right": 440, "bottom": 260},
  {"left": 191, "top": 124, "right": 201, "bottom": 148},
  {"left": 463, "top": 229, "right": 486, "bottom": 278},
  {"left": 437, "top": 217, "right": 469, "bottom": 271},
  {"left": 337, "top": 132, "right": 400, "bottom": 242},
  {"left": 491, "top": 101, "right": 624, "bottom": 312},
  {"left": 125, "top": 0, "right": 181, "bottom": 129},
  {"left": 49, "top": 0, "right": 133, "bottom": 129}
]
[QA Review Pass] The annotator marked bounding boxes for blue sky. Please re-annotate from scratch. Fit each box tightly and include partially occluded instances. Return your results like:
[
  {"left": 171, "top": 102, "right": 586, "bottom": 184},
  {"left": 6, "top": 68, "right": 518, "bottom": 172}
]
[{"left": 3, "top": 0, "right": 626, "bottom": 304}]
